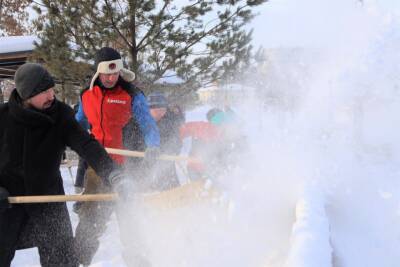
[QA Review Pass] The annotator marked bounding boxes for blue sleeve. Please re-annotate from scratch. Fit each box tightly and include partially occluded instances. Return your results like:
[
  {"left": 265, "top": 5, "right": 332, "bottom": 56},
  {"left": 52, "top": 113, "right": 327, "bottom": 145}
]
[
  {"left": 75, "top": 100, "right": 90, "bottom": 130},
  {"left": 132, "top": 93, "right": 160, "bottom": 147}
]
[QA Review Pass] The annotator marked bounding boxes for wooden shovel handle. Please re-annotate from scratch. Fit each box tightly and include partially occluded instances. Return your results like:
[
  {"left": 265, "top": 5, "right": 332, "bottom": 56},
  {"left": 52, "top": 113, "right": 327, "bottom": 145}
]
[
  {"left": 8, "top": 193, "right": 118, "bottom": 204},
  {"left": 105, "top": 147, "right": 198, "bottom": 163}
]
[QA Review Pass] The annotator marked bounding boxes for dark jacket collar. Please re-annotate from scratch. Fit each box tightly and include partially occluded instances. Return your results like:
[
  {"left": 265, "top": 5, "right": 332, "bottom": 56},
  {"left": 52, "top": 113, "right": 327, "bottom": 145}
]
[{"left": 8, "top": 89, "right": 59, "bottom": 127}]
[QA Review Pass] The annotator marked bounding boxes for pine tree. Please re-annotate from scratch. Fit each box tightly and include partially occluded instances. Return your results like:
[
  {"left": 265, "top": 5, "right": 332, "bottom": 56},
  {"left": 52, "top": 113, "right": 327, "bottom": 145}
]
[
  {"left": 0, "top": 0, "right": 32, "bottom": 35},
  {"left": 32, "top": 17, "right": 91, "bottom": 104},
  {"left": 32, "top": 0, "right": 267, "bottom": 97}
]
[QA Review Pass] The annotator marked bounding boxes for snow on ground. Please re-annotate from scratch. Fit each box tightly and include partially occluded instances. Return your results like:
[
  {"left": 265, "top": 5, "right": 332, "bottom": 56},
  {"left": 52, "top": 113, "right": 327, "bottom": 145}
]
[
  {"left": 13, "top": 98, "right": 400, "bottom": 267},
  {"left": 328, "top": 163, "right": 400, "bottom": 267},
  {"left": 11, "top": 104, "right": 295, "bottom": 267},
  {"left": 285, "top": 184, "right": 332, "bottom": 267}
]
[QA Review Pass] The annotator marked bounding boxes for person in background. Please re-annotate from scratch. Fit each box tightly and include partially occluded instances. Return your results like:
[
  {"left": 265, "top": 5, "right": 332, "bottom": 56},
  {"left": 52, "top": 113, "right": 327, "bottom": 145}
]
[
  {"left": 206, "top": 107, "right": 244, "bottom": 173},
  {"left": 0, "top": 63, "right": 128, "bottom": 267},
  {"left": 74, "top": 47, "right": 160, "bottom": 266},
  {"left": 179, "top": 108, "right": 223, "bottom": 180},
  {"left": 147, "top": 92, "right": 184, "bottom": 189},
  {"left": 168, "top": 103, "right": 185, "bottom": 125},
  {"left": 179, "top": 107, "right": 244, "bottom": 180}
]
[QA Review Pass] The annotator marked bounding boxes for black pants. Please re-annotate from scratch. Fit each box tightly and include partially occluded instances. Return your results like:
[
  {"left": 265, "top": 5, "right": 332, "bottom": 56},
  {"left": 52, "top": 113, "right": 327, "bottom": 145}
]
[
  {"left": 74, "top": 168, "right": 152, "bottom": 267},
  {"left": 0, "top": 204, "right": 78, "bottom": 267},
  {"left": 73, "top": 168, "right": 114, "bottom": 265}
]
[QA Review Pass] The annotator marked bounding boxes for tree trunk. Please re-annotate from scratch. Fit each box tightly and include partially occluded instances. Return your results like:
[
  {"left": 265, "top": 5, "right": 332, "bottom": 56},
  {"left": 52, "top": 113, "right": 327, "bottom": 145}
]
[
  {"left": 128, "top": 0, "right": 138, "bottom": 75},
  {"left": 61, "top": 81, "right": 66, "bottom": 102}
]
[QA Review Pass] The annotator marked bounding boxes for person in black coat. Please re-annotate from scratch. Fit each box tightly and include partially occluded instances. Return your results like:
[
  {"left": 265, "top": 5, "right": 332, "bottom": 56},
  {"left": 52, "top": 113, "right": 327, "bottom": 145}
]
[
  {"left": 0, "top": 63, "right": 129, "bottom": 267},
  {"left": 148, "top": 92, "right": 184, "bottom": 190}
]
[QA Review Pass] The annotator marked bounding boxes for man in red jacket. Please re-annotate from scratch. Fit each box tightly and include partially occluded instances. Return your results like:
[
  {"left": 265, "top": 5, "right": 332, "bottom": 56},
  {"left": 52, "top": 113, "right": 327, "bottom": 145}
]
[{"left": 74, "top": 47, "right": 160, "bottom": 266}]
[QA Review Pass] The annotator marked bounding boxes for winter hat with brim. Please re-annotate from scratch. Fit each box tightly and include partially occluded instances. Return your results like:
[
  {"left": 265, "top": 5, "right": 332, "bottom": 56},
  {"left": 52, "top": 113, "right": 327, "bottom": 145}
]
[
  {"left": 90, "top": 47, "right": 136, "bottom": 90},
  {"left": 14, "top": 63, "right": 55, "bottom": 100}
]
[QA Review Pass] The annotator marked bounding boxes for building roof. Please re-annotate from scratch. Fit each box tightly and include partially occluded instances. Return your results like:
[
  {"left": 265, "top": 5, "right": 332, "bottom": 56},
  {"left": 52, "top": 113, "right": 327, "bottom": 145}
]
[
  {"left": 0, "top": 35, "right": 38, "bottom": 80},
  {"left": 0, "top": 35, "right": 38, "bottom": 54}
]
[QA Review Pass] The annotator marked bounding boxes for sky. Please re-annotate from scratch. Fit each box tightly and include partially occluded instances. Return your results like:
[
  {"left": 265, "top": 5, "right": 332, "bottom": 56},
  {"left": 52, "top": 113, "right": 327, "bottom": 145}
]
[{"left": 251, "top": 0, "right": 400, "bottom": 48}]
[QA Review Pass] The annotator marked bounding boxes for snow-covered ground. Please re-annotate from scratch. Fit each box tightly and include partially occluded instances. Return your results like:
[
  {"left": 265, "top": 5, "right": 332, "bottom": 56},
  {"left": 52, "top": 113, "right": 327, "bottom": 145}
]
[{"left": 13, "top": 98, "right": 400, "bottom": 267}]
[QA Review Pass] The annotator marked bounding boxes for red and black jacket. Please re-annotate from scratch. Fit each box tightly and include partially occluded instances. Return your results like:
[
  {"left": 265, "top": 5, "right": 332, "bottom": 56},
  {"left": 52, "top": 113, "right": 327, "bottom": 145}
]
[{"left": 76, "top": 78, "right": 160, "bottom": 164}]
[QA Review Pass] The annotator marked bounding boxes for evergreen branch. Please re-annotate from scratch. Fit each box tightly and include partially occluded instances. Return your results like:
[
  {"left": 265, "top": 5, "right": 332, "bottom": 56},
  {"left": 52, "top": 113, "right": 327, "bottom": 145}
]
[
  {"left": 136, "top": 0, "right": 169, "bottom": 50},
  {"left": 104, "top": 0, "right": 132, "bottom": 47},
  {"left": 116, "top": 0, "right": 125, "bottom": 14},
  {"left": 158, "top": 3, "right": 251, "bottom": 77},
  {"left": 138, "top": 0, "right": 203, "bottom": 51}
]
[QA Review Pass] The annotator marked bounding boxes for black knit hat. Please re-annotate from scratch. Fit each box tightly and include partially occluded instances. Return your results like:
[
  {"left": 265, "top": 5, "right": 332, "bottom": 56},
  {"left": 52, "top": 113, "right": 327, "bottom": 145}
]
[
  {"left": 94, "top": 47, "right": 121, "bottom": 68},
  {"left": 14, "top": 63, "right": 55, "bottom": 100}
]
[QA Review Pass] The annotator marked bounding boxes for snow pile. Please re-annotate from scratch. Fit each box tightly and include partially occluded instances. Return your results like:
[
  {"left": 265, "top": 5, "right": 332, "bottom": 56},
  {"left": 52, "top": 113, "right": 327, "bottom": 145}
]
[{"left": 285, "top": 183, "right": 331, "bottom": 267}]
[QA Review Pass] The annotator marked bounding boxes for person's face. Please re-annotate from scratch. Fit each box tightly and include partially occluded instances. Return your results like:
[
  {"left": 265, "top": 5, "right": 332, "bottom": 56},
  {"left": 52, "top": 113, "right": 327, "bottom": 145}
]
[
  {"left": 150, "top": 107, "right": 167, "bottom": 122},
  {"left": 99, "top": 72, "right": 120, "bottom": 88},
  {"left": 25, "top": 87, "right": 55, "bottom": 110}
]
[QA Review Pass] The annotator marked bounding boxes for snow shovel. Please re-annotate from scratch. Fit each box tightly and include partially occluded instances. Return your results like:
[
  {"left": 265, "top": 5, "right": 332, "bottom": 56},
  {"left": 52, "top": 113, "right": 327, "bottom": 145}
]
[
  {"left": 7, "top": 180, "right": 215, "bottom": 206},
  {"left": 8, "top": 193, "right": 118, "bottom": 204},
  {"left": 141, "top": 179, "right": 220, "bottom": 209},
  {"left": 105, "top": 147, "right": 199, "bottom": 164},
  {"left": 8, "top": 181, "right": 229, "bottom": 214},
  {"left": 104, "top": 148, "right": 228, "bottom": 208}
]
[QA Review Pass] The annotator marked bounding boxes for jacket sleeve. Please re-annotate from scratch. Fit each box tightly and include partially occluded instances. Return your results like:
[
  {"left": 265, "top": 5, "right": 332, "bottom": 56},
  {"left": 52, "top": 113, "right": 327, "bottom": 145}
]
[
  {"left": 132, "top": 93, "right": 160, "bottom": 147},
  {"left": 74, "top": 100, "right": 90, "bottom": 130},
  {"left": 64, "top": 111, "right": 115, "bottom": 183}
]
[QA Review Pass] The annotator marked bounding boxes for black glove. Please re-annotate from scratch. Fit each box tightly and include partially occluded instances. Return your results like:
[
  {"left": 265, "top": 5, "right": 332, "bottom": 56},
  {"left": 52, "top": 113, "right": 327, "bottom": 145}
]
[
  {"left": 144, "top": 147, "right": 161, "bottom": 167},
  {"left": 108, "top": 169, "right": 134, "bottom": 201},
  {"left": 0, "top": 187, "right": 11, "bottom": 212}
]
